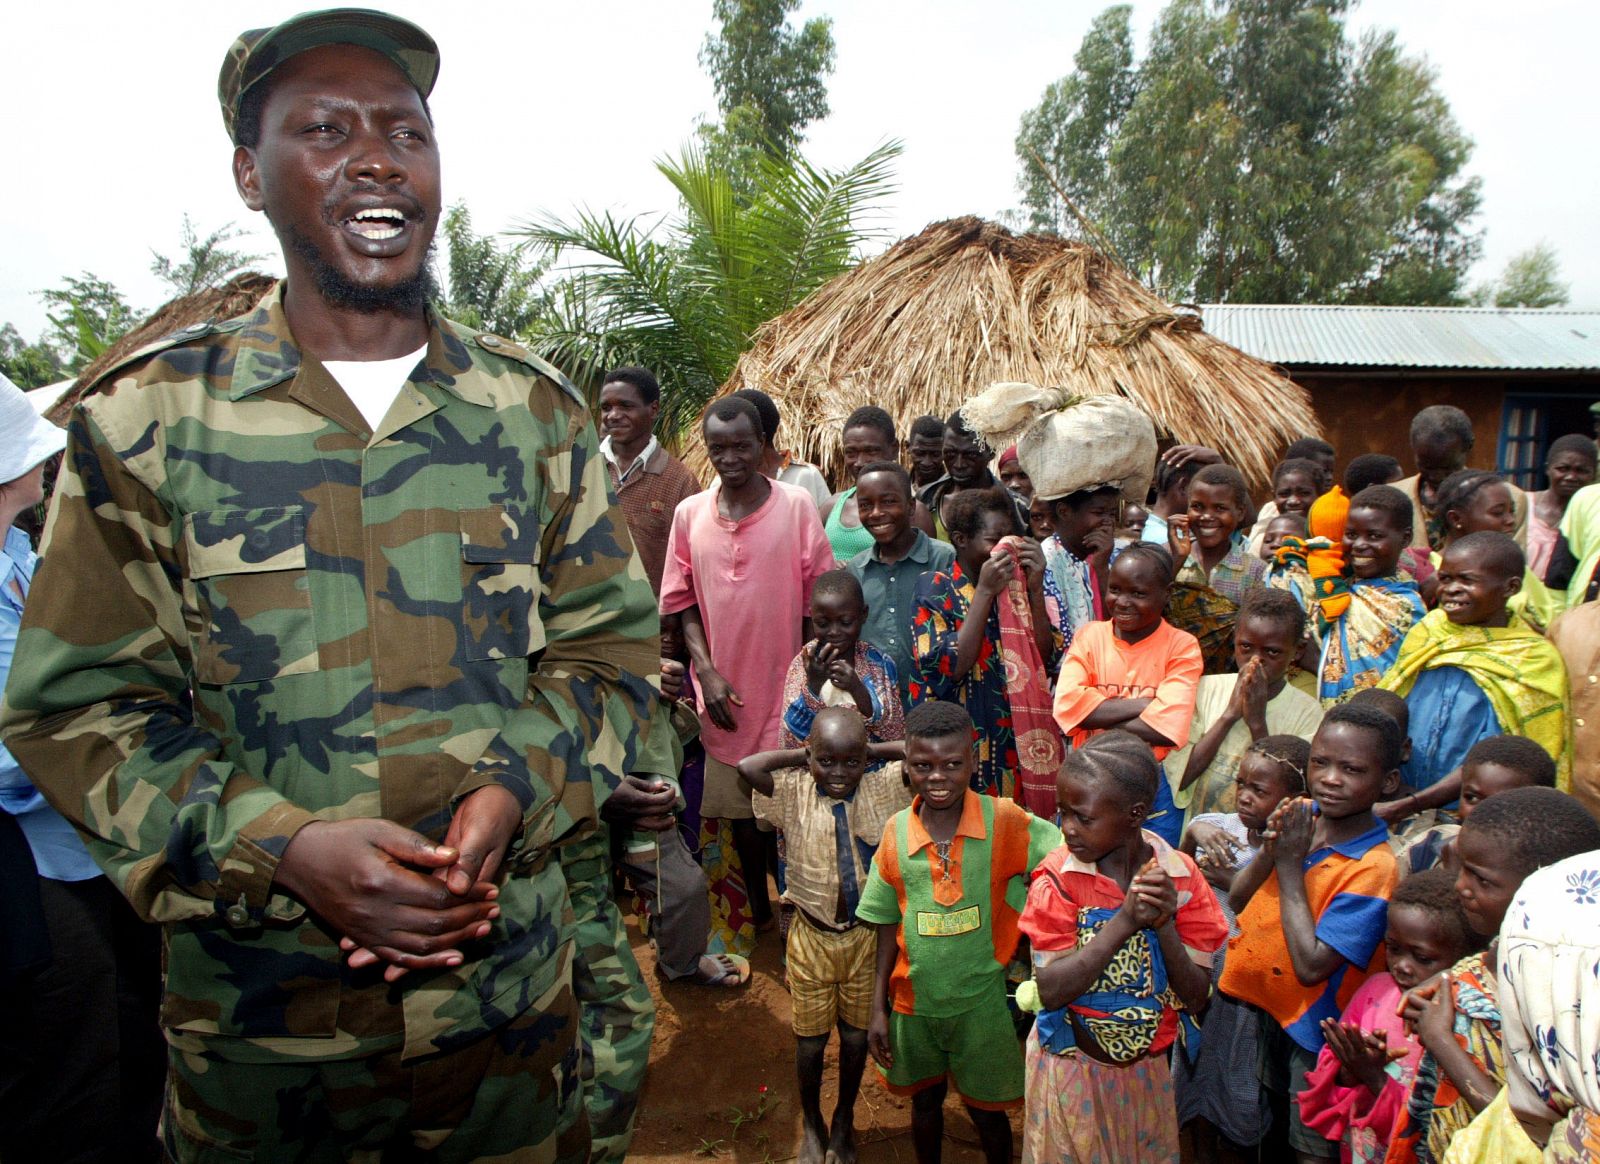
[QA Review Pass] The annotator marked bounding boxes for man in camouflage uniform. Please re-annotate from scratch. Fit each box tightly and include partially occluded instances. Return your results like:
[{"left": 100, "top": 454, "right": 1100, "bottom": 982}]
[{"left": 0, "top": 10, "right": 658, "bottom": 1162}]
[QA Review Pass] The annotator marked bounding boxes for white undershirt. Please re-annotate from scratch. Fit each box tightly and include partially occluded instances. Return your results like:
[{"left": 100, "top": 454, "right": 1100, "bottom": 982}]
[{"left": 323, "top": 345, "right": 428, "bottom": 429}]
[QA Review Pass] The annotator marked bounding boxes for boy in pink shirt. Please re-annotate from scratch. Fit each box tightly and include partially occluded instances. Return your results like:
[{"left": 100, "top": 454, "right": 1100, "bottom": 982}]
[{"left": 660, "top": 396, "right": 835, "bottom": 926}]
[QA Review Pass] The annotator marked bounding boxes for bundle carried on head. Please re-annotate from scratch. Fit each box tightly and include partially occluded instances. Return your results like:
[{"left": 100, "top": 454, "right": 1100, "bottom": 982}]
[{"left": 960, "top": 382, "right": 1157, "bottom": 504}]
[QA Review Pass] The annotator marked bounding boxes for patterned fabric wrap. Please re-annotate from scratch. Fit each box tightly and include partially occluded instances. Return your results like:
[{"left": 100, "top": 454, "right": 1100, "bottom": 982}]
[
  {"left": 912, "top": 565, "right": 1061, "bottom": 798},
  {"left": 1320, "top": 576, "right": 1427, "bottom": 706},
  {"left": 995, "top": 537, "right": 1066, "bottom": 818},
  {"left": 1165, "top": 581, "right": 1240, "bottom": 675},
  {"left": 1033, "top": 902, "right": 1189, "bottom": 1064},
  {"left": 1275, "top": 534, "right": 1349, "bottom": 636},
  {"left": 1379, "top": 610, "right": 1572, "bottom": 790},
  {"left": 1498, "top": 853, "right": 1600, "bottom": 1157},
  {"left": 1387, "top": 952, "right": 1505, "bottom": 1164}
]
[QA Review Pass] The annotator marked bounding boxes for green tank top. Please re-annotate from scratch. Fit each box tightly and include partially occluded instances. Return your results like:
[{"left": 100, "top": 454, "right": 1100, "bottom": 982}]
[{"left": 825, "top": 486, "right": 878, "bottom": 561}]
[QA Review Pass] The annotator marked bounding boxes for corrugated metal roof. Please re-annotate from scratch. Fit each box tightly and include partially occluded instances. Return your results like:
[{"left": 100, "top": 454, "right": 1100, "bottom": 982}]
[{"left": 1197, "top": 304, "right": 1600, "bottom": 371}]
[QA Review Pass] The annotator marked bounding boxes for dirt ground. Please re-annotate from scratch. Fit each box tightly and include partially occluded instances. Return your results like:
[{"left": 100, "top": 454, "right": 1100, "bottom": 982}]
[
  {"left": 624, "top": 913, "right": 1012, "bottom": 1164},
  {"left": 621, "top": 908, "right": 1261, "bottom": 1164}
]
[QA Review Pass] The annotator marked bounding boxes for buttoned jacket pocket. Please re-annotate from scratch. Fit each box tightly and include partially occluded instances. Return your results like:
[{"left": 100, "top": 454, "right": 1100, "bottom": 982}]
[
  {"left": 459, "top": 506, "right": 543, "bottom": 662},
  {"left": 184, "top": 507, "right": 317, "bottom": 685}
]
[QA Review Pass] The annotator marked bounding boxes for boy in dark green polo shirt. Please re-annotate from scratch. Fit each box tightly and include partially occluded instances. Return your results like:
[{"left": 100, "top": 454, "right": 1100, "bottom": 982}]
[
  {"left": 846, "top": 462, "right": 955, "bottom": 710},
  {"left": 858, "top": 701, "right": 1061, "bottom": 1164}
]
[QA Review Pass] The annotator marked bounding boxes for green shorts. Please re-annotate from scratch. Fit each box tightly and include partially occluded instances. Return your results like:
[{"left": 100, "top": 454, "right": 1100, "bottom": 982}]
[
  {"left": 1257, "top": 1009, "right": 1337, "bottom": 1159},
  {"left": 881, "top": 989, "right": 1024, "bottom": 1109}
]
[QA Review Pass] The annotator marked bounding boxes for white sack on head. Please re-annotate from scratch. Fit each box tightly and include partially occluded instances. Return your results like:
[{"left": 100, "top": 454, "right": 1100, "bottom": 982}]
[{"left": 960, "top": 382, "right": 1156, "bottom": 505}]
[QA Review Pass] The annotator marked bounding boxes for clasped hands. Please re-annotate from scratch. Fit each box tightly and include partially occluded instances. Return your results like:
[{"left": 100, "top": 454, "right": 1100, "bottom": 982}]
[{"left": 273, "top": 784, "right": 524, "bottom": 983}]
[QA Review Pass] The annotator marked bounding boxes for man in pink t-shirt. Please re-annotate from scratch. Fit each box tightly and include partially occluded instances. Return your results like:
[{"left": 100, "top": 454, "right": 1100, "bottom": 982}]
[{"left": 659, "top": 396, "right": 835, "bottom": 925}]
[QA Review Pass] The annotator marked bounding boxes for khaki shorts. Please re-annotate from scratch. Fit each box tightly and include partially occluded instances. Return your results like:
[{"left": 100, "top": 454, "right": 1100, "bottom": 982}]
[
  {"left": 786, "top": 916, "right": 875, "bottom": 1037},
  {"left": 700, "top": 755, "right": 755, "bottom": 820}
]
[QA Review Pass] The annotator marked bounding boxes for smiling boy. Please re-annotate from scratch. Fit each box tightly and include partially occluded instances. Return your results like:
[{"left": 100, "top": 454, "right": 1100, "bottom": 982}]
[
  {"left": 858, "top": 701, "right": 1061, "bottom": 1164},
  {"left": 846, "top": 462, "right": 955, "bottom": 710}
]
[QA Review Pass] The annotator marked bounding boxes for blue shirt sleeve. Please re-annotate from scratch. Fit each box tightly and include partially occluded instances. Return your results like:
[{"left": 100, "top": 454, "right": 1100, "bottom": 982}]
[{"left": 1314, "top": 891, "right": 1389, "bottom": 970}]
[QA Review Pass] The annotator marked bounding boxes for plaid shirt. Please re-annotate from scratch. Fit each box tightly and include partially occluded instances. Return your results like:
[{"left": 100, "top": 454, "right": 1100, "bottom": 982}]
[{"left": 1178, "top": 533, "right": 1266, "bottom": 603}]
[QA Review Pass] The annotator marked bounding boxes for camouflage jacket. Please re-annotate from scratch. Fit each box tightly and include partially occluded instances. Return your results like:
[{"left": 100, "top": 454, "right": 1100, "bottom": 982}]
[{"left": 0, "top": 284, "right": 659, "bottom": 1063}]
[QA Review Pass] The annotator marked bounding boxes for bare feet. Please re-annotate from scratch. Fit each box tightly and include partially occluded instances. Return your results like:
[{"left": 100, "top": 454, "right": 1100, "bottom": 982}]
[
  {"left": 826, "top": 1115, "right": 857, "bottom": 1164},
  {"left": 799, "top": 1112, "right": 828, "bottom": 1164}
]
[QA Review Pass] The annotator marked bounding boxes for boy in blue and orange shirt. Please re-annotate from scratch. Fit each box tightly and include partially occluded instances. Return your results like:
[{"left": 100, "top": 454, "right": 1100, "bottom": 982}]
[
  {"left": 858, "top": 700, "right": 1061, "bottom": 1164},
  {"left": 1220, "top": 702, "right": 1402, "bottom": 1163}
]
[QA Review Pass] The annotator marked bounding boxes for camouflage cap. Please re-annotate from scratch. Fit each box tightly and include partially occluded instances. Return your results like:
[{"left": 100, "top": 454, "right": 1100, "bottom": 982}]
[{"left": 218, "top": 8, "right": 439, "bottom": 144}]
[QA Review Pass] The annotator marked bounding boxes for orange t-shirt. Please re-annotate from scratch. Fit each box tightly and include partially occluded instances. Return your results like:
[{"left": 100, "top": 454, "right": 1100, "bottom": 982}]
[{"left": 1052, "top": 619, "right": 1203, "bottom": 761}]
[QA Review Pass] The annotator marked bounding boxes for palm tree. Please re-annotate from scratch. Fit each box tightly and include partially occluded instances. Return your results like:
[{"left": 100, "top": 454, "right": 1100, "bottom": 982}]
[{"left": 513, "top": 138, "right": 901, "bottom": 435}]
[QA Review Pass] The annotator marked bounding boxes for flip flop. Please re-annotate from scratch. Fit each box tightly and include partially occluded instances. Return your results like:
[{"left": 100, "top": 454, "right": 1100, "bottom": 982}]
[{"left": 689, "top": 952, "right": 750, "bottom": 987}]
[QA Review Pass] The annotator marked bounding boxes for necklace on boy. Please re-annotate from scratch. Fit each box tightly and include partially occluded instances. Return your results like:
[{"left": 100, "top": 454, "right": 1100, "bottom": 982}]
[{"left": 934, "top": 839, "right": 953, "bottom": 879}]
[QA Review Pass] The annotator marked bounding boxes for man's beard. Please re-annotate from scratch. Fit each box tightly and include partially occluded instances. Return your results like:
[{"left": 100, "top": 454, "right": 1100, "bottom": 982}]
[{"left": 281, "top": 222, "right": 438, "bottom": 314}]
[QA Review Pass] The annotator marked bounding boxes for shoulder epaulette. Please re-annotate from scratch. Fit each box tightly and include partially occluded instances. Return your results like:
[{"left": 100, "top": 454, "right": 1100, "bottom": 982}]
[
  {"left": 468, "top": 331, "right": 587, "bottom": 408},
  {"left": 85, "top": 317, "right": 247, "bottom": 391}
]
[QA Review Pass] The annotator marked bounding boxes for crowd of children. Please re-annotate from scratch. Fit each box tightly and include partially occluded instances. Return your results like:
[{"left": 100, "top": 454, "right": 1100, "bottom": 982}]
[{"left": 618, "top": 376, "right": 1600, "bottom": 1163}]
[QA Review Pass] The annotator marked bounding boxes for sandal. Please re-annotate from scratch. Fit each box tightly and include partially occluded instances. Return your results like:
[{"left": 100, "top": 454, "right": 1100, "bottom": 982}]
[{"left": 688, "top": 952, "right": 751, "bottom": 987}]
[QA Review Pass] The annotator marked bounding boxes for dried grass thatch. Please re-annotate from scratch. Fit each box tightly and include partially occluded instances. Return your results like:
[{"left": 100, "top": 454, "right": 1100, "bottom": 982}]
[
  {"left": 689, "top": 217, "right": 1318, "bottom": 489},
  {"left": 47, "top": 272, "right": 277, "bottom": 425}
]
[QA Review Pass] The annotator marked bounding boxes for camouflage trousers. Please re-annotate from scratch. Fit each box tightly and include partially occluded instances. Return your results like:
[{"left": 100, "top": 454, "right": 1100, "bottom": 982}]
[
  {"left": 561, "top": 831, "right": 657, "bottom": 1164},
  {"left": 163, "top": 945, "right": 587, "bottom": 1163}
]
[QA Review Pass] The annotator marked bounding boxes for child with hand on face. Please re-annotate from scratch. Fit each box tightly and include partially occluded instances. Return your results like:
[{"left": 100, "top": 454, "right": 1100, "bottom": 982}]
[
  {"left": 1175, "top": 735, "right": 1309, "bottom": 1158},
  {"left": 781, "top": 570, "right": 904, "bottom": 750},
  {"left": 1169, "top": 588, "right": 1324, "bottom": 828},
  {"left": 739, "top": 707, "right": 908, "bottom": 1164},
  {"left": 1397, "top": 735, "right": 1556, "bottom": 877},
  {"left": 1167, "top": 463, "right": 1268, "bottom": 674},
  {"left": 910, "top": 488, "right": 1060, "bottom": 814},
  {"left": 1383, "top": 788, "right": 1600, "bottom": 1164},
  {"left": 1053, "top": 544, "right": 1203, "bottom": 846},
  {"left": 857, "top": 701, "right": 1061, "bottom": 1164},
  {"left": 1296, "top": 869, "right": 1482, "bottom": 1164},
  {"left": 1221, "top": 704, "right": 1404, "bottom": 1163},
  {"left": 1018, "top": 732, "right": 1228, "bottom": 1163}
]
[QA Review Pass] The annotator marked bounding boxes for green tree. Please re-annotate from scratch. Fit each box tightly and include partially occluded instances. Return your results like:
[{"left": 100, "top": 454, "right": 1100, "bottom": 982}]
[
  {"left": 150, "top": 215, "right": 266, "bottom": 297},
  {"left": 698, "top": 0, "right": 836, "bottom": 172},
  {"left": 515, "top": 138, "right": 900, "bottom": 430},
  {"left": 435, "top": 202, "right": 549, "bottom": 337},
  {"left": 0, "top": 324, "right": 64, "bottom": 389},
  {"left": 40, "top": 273, "right": 139, "bottom": 372},
  {"left": 1470, "top": 242, "right": 1569, "bottom": 309},
  {"left": 1015, "top": 0, "right": 1482, "bottom": 305}
]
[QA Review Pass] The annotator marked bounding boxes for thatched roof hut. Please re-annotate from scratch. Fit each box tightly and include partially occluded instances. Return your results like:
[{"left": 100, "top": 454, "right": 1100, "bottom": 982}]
[
  {"left": 696, "top": 217, "right": 1318, "bottom": 489},
  {"left": 47, "top": 272, "right": 277, "bottom": 426}
]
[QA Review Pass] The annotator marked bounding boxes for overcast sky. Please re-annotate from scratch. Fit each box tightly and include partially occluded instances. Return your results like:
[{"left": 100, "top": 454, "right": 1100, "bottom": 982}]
[{"left": 4, "top": 0, "right": 1596, "bottom": 342}]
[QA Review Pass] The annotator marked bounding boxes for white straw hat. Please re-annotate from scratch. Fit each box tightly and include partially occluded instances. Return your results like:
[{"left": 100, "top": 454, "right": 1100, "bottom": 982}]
[{"left": 0, "top": 372, "right": 67, "bottom": 483}]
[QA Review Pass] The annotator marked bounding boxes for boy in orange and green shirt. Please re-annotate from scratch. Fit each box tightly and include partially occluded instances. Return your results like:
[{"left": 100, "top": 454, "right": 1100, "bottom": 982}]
[{"left": 858, "top": 701, "right": 1061, "bottom": 1164}]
